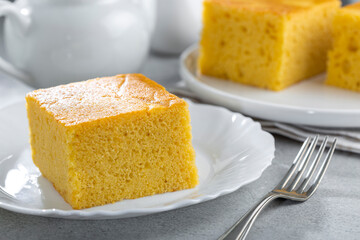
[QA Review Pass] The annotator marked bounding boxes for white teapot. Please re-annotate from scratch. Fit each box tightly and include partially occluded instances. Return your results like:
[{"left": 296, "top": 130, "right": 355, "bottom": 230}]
[{"left": 0, "top": 0, "right": 155, "bottom": 88}]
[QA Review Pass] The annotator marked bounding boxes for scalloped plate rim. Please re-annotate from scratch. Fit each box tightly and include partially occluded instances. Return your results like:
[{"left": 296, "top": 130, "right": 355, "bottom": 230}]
[{"left": 180, "top": 44, "right": 360, "bottom": 127}]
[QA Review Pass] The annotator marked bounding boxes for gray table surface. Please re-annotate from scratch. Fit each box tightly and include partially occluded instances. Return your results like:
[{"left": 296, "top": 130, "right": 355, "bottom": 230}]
[{"left": 0, "top": 53, "right": 359, "bottom": 240}]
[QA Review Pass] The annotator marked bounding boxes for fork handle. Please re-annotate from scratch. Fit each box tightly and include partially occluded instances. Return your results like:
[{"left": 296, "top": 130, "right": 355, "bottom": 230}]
[{"left": 218, "top": 193, "right": 279, "bottom": 240}]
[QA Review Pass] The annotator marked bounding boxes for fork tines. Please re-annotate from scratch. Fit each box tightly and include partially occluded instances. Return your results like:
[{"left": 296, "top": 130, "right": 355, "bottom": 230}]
[{"left": 276, "top": 135, "right": 337, "bottom": 197}]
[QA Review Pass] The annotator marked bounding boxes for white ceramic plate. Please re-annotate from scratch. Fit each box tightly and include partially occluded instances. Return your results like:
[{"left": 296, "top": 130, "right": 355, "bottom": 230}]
[
  {"left": 180, "top": 45, "right": 360, "bottom": 128},
  {"left": 0, "top": 100, "right": 274, "bottom": 220}
]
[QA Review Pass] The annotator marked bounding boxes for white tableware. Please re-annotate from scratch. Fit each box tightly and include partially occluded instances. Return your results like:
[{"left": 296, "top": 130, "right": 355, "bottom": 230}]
[
  {"left": 180, "top": 45, "right": 360, "bottom": 128},
  {"left": 0, "top": 100, "right": 274, "bottom": 220},
  {"left": 151, "top": 0, "right": 203, "bottom": 54},
  {"left": 0, "top": 0, "right": 155, "bottom": 88}
]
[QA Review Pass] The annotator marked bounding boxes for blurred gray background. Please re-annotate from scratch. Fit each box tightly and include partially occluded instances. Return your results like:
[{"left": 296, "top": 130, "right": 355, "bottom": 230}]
[{"left": 343, "top": 0, "right": 359, "bottom": 5}]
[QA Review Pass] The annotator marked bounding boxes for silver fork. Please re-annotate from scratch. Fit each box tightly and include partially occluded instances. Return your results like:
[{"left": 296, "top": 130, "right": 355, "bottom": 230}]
[{"left": 219, "top": 135, "right": 337, "bottom": 240}]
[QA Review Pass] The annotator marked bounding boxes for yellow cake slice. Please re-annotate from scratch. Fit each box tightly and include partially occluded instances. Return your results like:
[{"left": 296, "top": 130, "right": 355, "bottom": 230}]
[
  {"left": 25, "top": 74, "right": 198, "bottom": 209},
  {"left": 326, "top": 2, "right": 360, "bottom": 92},
  {"left": 199, "top": 0, "right": 340, "bottom": 91}
]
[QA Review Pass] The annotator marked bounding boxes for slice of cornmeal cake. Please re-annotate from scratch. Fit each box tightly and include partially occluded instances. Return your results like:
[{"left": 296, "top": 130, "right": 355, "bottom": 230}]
[
  {"left": 199, "top": 0, "right": 340, "bottom": 91},
  {"left": 326, "top": 2, "right": 360, "bottom": 92},
  {"left": 25, "top": 74, "right": 198, "bottom": 209}
]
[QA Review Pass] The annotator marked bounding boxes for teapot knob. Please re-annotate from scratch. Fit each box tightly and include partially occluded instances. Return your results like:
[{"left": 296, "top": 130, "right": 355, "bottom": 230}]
[{"left": 0, "top": 1, "right": 31, "bottom": 35}]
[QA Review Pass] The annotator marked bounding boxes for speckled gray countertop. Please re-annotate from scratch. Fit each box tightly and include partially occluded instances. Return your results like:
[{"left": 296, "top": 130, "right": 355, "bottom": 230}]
[{"left": 0, "top": 54, "right": 359, "bottom": 240}]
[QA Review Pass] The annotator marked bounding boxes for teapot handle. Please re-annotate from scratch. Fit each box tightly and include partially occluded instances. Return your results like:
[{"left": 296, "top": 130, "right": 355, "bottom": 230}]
[{"left": 0, "top": 1, "right": 31, "bottom": 83}]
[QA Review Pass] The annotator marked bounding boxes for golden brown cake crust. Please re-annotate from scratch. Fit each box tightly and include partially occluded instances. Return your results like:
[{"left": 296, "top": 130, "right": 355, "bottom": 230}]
[
  {"left": 206, "top": 0, "right": 339, "bottom": 15},
  {"left": 26, "top": 74, "right": 184, "bottom": 126}
]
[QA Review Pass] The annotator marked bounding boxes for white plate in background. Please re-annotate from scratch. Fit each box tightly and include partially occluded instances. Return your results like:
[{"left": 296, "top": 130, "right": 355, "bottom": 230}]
[
  {"left": 0, "top": 100, "right": 274, "bottom": 219},
  {"left": 180, "top": 45, "right": 360, "bottom": 127}
]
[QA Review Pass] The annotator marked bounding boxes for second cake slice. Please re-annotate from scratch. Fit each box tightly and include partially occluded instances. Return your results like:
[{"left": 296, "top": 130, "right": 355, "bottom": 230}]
[{"left": 199, "top": 0, "right": 340, "bottom": 91}]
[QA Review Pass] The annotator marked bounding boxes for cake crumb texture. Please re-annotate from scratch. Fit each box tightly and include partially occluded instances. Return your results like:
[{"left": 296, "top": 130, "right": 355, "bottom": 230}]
[
  {"left": 26, "top": 74, "right": 198, "bottom": 209},
  {"left": 199, "top": 0, "right": 340, "bottom": 91},
  {"left": 326, "top": 2, "right": 360, "bottom": 92}
]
